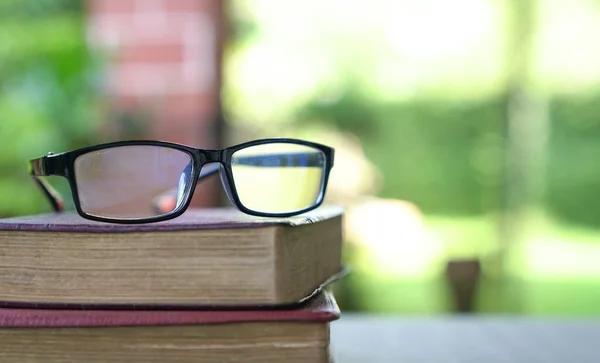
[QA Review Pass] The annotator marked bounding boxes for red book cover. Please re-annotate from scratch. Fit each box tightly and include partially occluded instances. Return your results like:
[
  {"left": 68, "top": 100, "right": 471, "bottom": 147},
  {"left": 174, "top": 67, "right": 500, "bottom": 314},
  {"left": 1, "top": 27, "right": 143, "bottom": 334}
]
[{"left": 0, "top": 291, "right": 340, "bottom": 328}]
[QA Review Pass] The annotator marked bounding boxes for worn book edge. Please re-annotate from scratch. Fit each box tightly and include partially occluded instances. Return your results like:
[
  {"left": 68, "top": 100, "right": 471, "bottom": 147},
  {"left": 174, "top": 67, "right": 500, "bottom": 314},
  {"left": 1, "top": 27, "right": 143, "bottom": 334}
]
[{"left": 0, "top": 205, "right": 345, "bottom": 233}]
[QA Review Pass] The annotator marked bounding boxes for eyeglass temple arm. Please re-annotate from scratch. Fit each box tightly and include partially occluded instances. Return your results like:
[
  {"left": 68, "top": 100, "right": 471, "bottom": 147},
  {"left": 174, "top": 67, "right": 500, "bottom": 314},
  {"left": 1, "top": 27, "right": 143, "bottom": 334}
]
[{"left": 29, "top": 156, "right": 65, "bottom": 212}]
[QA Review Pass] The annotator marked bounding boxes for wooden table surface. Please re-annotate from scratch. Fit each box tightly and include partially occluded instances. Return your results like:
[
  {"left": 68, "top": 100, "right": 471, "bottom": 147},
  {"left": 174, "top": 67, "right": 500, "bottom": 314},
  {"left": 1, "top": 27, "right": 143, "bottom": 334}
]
[{"left": 330, "top": 314, "right": 600, "bottom": 363}]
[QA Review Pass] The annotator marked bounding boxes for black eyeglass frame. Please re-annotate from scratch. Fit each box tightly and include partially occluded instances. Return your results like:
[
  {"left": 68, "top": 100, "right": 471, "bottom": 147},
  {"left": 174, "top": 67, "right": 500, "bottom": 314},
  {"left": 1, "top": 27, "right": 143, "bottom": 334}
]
[{"left": 29, "top": 138, "right": 335, "bottom": 224}]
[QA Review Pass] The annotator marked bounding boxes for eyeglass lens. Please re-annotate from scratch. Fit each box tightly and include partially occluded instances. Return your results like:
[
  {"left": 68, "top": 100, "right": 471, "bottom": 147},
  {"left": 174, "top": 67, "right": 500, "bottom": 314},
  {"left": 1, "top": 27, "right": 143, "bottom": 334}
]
[
  {"left": 231, "top": 143, "right": 326, "bottom": 214},
  {"left": 74, "top": 145, "right": 192, "bottom": 219}
]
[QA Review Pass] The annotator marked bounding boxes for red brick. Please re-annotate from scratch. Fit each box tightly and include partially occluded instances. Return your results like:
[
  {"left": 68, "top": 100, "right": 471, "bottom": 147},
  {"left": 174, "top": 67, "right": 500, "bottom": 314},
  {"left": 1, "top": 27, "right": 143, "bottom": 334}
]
[
  {"left": 89, "top": 11, "right": 216, "bottom": 48},
  {"left": 87, "top": 0, "right": 135, "bottom": 14},
  {"left": 106, "top": 63, "right": 213, "bottom": 96},
  {"left": 119, "top": 44, "right": 185, "bottom": 63},
  {"left": 164, "top": 0, "right": 211, "bottom": 12},
  {"left": 149, "top": 95, "right": 217, "bottom": 140},
  {"left": 134, "top": 0, "right": 165, "bottom": 12},
  {"left": 163, "top": 94, "right": 208, "bottom": 114}
]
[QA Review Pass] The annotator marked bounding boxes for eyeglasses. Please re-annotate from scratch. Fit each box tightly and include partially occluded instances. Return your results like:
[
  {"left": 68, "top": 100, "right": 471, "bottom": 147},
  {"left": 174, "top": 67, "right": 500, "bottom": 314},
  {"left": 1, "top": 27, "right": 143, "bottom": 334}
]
[{"left": 29, "top": 138, "right": 335, "bottom": 224}]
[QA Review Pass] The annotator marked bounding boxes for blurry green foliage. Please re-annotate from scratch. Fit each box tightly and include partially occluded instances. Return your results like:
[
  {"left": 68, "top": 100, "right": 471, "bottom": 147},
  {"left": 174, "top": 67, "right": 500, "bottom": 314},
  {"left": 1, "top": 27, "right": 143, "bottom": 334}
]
[
  {"left": 299, "top": 93, "right": 507, "bottom": 216},
  {"left": 0, "top": 0, "right": 101, "bottom": 217},
  {"left": 298, "top": 87, "right": 600, "bottom": 227},
  {"left": 545, "top": 91, "right": 600, "bottom": 227}
]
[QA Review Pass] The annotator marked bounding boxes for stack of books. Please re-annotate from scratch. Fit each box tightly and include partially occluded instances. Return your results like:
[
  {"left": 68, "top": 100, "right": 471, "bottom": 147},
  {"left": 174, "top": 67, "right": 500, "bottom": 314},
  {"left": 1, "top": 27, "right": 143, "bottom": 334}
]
[{"left": 0, "top": 206, "right": 345, "bottom": 362}]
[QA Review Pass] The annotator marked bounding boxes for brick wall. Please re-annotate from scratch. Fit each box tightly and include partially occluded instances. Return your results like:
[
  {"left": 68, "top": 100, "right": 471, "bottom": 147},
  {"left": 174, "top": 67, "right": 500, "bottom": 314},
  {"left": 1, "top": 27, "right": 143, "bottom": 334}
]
[{"left": 86, "top": 0, "right": 225, "bottom": 207}]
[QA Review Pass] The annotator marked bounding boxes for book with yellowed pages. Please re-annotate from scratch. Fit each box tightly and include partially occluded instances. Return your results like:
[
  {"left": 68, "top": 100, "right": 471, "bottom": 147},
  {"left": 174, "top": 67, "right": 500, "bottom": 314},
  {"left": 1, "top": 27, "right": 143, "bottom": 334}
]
[
  {"left": 0, "top": 206, "right": 344, "bottom": 308},
  {"left": 0, "top": 290, "right": 339, "bottom": 363}
]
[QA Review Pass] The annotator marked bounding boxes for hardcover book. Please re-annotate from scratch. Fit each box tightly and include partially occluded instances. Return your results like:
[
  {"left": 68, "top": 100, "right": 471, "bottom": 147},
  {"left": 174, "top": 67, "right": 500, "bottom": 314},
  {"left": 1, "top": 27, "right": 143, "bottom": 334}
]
[
  {"left": 0, "top": 206, "right": 344, "bottom": 308},
  {"left": 0, "top": 290, "right": 339, "bottom": 363}
]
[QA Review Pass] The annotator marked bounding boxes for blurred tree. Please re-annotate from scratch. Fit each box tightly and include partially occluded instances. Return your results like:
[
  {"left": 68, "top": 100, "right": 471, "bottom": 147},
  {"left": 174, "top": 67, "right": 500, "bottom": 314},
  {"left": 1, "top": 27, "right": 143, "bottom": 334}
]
[{"left": 0, "top": 0, "right": 101, "bottom": 217}]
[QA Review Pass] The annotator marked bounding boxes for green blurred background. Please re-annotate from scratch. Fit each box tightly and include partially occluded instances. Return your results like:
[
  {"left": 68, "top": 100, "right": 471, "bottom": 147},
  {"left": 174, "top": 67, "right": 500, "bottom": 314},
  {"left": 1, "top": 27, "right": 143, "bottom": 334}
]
[{"left": 2, "top": 0, "right": 600, "bottom": 316}]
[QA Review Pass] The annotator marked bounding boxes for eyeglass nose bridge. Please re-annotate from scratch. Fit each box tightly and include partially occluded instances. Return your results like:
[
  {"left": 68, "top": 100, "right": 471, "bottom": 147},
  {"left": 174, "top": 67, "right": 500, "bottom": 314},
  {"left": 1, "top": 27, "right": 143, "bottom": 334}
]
[
  {"left": 193, "top": 149, "right": 237, "bottom": 208},
  {"left": 198, "top": 149, "right": 224, "bottom": 164}
]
